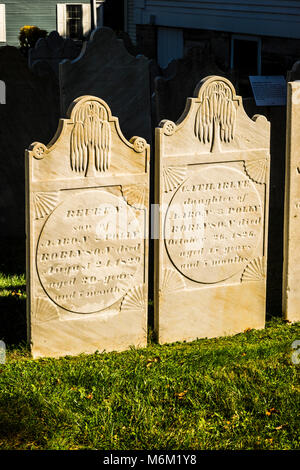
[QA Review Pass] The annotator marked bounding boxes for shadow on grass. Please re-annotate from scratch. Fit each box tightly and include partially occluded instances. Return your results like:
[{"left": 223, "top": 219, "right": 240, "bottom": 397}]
[
  {"left": 0, "top": 395, "right": 57, "bottom": 450},
  {"left": 0, "top": 237, "right": 26, "bottom": 346},
  {"left": 0, "top": 237, "right": 25, "bottom": 276},
  {"left": 0, "top": 285, "right": 26, "bottom": 293},
  {"left": 0, "top": 295, "right": 26, "bottom": 346}
]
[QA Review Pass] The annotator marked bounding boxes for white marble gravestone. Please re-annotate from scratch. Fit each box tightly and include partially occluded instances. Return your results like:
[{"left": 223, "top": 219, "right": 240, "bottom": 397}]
[
  {"left": 282, "top": 81, "right": 300, "bottom": 323},
  {"left": 26, "top": 96, "right": 149, "bottom": 358},
  {"left": 154, "top": 76, "right": 270, "bottom": 344}
]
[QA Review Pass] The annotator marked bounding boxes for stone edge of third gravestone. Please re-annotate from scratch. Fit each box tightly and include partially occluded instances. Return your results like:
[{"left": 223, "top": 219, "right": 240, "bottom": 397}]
[
  {"left": 282, "top": 80, "right": 300, "bottom": 323},
  {"left": 26, "top": 95, "right": 150, "bottom": 358},
  {"left": 154, "top": 75, "right": 270, "bottom": 345}
]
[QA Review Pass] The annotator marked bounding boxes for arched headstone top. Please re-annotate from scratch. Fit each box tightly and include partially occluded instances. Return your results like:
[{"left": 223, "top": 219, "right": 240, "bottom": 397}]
[
  {"left": 67, "top": 95, "right": 112, "bottom": 121},
  {"left": 158, "top": 75, "right": 269, "bottom": 154},
  {"left": 27, "top": 95, "right": 149, "bottom": 178}
]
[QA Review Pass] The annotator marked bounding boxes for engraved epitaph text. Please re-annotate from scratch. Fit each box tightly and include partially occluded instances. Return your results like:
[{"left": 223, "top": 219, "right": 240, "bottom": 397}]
[
  {"left": 165, "top": 165, "right": 262, "bottom": 284},
  {"left": 36, "top": 190, "right": 143, "bottom": 313}
]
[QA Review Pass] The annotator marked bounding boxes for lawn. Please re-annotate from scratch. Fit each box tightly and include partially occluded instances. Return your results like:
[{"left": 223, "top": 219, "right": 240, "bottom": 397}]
[
  {"left": 0, "top": 241, "right": 299, "bottom": 450},
  {"left": 0, "top": 317, "right": 299, "bottom": 450}
]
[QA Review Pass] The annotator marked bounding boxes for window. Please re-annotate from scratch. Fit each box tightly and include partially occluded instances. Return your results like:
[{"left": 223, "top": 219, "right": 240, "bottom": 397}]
[
  {"left": 66, "top": 4, "right": 83, "bottom": 38},
  {"left": 230, "top": 35, "right": 261, "bottom": 96},
  {"left": 231, "top": 36, "right": 261, "bottom": 76},
  {"left": 157, "top": 28, "right": 184, "bottom": 68},
  {"left": 0, "top": 4, "right": 6, "bottom": 43},
  {"left": 103, "top": 0, "right": 125, "bottom": 31},
  {"left": 57, "top": 3, "right": 91, "bottom": 38}
]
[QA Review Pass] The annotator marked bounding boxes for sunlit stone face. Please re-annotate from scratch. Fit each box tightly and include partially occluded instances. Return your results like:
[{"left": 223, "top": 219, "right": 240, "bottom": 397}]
[
  {"left": 164, "top": 165, "right": 263, "bottom": 284},
  {"left": 155, "top": 76, "right": 270, "bottom": 345},
  {"left": 36, "top": 190, "right": 143, "bottom": 313},
  {"left": 26, "top": 96, "right": 149, "bottom": 358}
]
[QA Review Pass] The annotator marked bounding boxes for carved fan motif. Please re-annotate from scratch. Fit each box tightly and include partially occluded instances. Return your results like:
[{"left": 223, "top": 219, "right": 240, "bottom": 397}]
[
  {"left": 71, "top": 100, "right": 111, "bottom": 174},
  {"left": 120, "top": 285, "right": 145, "bottom": 312},
  {"left": 244, "top": 159, "right": 267, "bottom": 184},
  {"left": 33, "top": 297, "right": 59, "bottom": 323},
  {"left": 33, "top": 192, "right": 59, "bottom": 219},
  {"left": 195, "top": 79, "right": 238, "bottom": 152},
  {"left": 241, "top": 257, "right": 265, "bottom": 282},
  {"left": 161, "top": 268, "right": 185, "bottom": 294},
  {"left": 122, "top": 184, "right": 147, "bottom": 209},
  {"left": 163, "top": 166, "right": 186, "bottom": 193}
]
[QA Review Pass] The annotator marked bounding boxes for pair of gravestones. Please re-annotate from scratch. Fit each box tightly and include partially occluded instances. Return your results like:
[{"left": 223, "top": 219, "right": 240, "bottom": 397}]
[{"left": 26, "top": 75, "right": 272, "bottom": 358}]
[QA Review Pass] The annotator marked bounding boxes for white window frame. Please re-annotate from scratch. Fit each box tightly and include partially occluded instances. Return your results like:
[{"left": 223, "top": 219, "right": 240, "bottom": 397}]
[
  {"left": 57, "top": 3, "right": 91, "bottom": 38},
  {"left": 230, "top": 34, "right": 262, "bottom": 75},
  {"left": 0, "top": 4, "right": 6, "bottom": 43}
]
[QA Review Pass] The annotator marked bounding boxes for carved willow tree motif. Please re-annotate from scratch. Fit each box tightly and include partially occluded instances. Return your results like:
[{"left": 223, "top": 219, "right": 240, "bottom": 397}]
[
  {"left": 195, "top": 80, "right": 238, "bottom": 153},
  {"left": 70, "top": 100, "right": 111, "bottom": 175}
]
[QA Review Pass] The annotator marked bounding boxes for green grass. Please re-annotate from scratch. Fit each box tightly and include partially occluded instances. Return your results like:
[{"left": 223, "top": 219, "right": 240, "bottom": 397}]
[
  {"left": 0, "top": 272, "right": 26, "bottom": 294},
  {"left": 0, "top": 243, "right": 299, "bottom": 450},
  {"left": 0, "top": 272, "right": 26, "bottom": 346},
  {"left": 0, "top": 318, "right": 299, "bottom": 450}
]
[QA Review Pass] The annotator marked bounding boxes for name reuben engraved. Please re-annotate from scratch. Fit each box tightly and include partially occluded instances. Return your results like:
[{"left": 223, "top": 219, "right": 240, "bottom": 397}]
[
  {"left": 36, "top": 190, "right": 143, "bottom": 313},
  {"left": 164, "top": 164, "right": 263, "bottom": 284}
]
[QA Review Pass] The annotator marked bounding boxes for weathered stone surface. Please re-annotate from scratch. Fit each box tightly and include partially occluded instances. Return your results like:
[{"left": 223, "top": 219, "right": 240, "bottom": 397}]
[
  {"left": 154, "top": 48, "right": 227, "bottom": 124},
  {"left": 0, "top": 46, "right": 60, "bottom": 241},
  {"left": 154, "top": 76, "right": 270, "bottom": 344},
  {"left": 28, "top": 31, "right": 81, "bottom": 78},
  {"left": 282, "top": 81, "right": 300, "bottom": 323},
  {"left": 59, "top": 27, "right": 152, "bottom": 143},
  {"left": 26, "top": 96, "right": 149, "bottom": 358}
]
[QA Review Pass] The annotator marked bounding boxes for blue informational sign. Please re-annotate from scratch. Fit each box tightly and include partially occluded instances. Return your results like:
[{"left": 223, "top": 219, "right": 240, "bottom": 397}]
[{"left": 249, "top": 75, "right": 287, "bottom": 106}]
